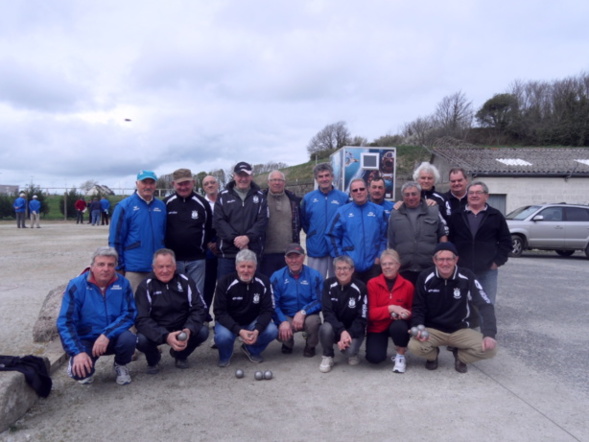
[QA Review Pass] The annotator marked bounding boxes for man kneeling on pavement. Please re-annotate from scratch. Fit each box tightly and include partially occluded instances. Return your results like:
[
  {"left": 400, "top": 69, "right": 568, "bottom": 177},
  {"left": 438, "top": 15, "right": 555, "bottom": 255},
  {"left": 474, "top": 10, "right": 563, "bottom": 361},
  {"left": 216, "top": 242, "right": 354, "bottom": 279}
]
[
  {"left": 270, "top": 243, "right": 323, "bottom": 357},
  {"left": 57, "top": 246, "right": 136, "bottom": 385},
  {"left": 408, "top": 242, "right": 498, "bottom": 373},
  {"left": 135, "top": 248, "right": 209, "bottom": 373}
]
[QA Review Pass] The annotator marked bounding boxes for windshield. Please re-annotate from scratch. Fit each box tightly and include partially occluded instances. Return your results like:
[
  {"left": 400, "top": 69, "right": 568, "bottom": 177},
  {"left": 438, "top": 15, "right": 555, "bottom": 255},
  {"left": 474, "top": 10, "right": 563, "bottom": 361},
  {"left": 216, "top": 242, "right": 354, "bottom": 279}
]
[{"left": 506, "top": 205, "right": 541, "bottom": 220}]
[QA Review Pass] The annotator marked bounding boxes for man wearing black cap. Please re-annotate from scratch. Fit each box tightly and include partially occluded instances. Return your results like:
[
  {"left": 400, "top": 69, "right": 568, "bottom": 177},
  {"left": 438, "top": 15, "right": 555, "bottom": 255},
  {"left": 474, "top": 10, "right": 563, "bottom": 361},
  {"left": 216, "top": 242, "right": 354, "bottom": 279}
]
[
  {"left": 214, "top": 162, "right": 268, "bottom": 278},
  {"left": 408, "top": 242, "right": 498, "bottom": 373},
  {"left": 270, "top": 243, "right": 323, "bottom": 357},
  {"left": 164, "top": 168, "right": 213, "bottom": 302}
]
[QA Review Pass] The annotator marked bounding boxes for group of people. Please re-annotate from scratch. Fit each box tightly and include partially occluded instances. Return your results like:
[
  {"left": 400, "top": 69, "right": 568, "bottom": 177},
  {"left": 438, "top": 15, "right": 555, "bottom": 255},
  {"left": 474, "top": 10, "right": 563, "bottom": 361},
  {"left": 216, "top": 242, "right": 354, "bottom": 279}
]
[
  {"left": 74, "top": 196, "right": 111, "bottom": 225},
  {"left": 57, "top": 160, "right": 510, "bottom": 385},
  {"left": 13, "top": 192, "right": 42, "bottom": 228}
]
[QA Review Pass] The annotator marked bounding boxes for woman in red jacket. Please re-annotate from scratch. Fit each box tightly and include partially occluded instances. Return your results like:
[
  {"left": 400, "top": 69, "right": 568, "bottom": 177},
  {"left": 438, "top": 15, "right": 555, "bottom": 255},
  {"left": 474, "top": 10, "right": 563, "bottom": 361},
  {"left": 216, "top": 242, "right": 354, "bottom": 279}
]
[{"left": 366, "top": 249, "right": 414, "bottom": 373}]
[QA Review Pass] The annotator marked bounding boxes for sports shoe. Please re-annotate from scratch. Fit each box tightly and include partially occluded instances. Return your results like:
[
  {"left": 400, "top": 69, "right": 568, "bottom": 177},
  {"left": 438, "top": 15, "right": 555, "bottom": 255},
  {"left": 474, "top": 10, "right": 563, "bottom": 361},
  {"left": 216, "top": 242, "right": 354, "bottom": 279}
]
[
  {"left": 453, "top": 349, "right": 468, "bottom": 373},
  {"left": 217, "top": 358, "right": 231, "bottom": 368},
  {"left": 281, "top": 344, "right": 293, "bottom": 354},
  {"left": 146, "top": 364, "right": 160, "bottom": 375},
  {"left": 77, "top": 375, "right": 94, "bottom": 385},
  {"left": 241, "top": 344, "right": 263, "bottom": 363},
  {"left": 348, "top": 355, "right": 360, "bottom": 366},
  {"left": 114, "top": 363, "right": 132, "bottom": 385},
  {"left": 303, "top": 346, "right": 316, "bottom": 358},
  {"left": 392, "top": 354, "right": 406, "bottom": 373},
  {"left": 175, "top": 358, "right": 190, "bottom": 369},
  {"left": 425, "top": 348, "right": 440, "bottom": 371},
  {"left": 319, "top": 356, "right": 334, "bottom": 373}
]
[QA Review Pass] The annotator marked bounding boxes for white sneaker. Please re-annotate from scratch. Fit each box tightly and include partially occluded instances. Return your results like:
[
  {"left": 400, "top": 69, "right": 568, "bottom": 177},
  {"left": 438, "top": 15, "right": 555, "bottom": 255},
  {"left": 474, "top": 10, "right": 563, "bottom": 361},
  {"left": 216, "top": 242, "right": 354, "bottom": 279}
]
[
  {"left": 392, "top": 354, "right": 406, "bottom": 373},
  {"left": 348, "top": 355, "right": 360, "bottom": 366},
  {"left": 114, "top": 363, "right": 132, "bottom": 385},
  {"left": 77, "top": 375, "right": 94, "bottom": 385},
  {"left": 319, "top": 356, "right": 334, "bottom": 373}
]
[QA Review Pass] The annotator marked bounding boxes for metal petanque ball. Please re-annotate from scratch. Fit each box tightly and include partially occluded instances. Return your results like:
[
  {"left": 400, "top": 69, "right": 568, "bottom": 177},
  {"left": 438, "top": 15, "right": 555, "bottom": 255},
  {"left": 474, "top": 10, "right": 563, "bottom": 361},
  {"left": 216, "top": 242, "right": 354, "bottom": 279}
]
[
  {"left": 235, "top": 369, "right": 245, "bottom": 379},
  {"left": 177, "top": 332, "right": 187, "bottom": 341},
  {"left": 417, "top": 324, "right": 425, "bottom": 331},
  {"left": 420, "top": 330, "right": 430, "bottom": 339},
  {"left": 263, "top": 370, "right": 273, "bottom": 380},
  {"left": 254, "top": 371, "right": 264, "bottom": 381},
  {"left": 410, "top": 326, "right": 419, "bottom": 337}
]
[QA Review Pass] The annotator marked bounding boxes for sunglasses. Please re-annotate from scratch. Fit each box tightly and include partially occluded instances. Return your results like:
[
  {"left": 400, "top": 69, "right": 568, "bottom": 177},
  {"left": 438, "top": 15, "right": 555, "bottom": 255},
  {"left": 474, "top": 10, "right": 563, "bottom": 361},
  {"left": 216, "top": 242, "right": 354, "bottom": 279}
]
[{"left": 351, "top": 187, "right": 366, "bottom": 193}]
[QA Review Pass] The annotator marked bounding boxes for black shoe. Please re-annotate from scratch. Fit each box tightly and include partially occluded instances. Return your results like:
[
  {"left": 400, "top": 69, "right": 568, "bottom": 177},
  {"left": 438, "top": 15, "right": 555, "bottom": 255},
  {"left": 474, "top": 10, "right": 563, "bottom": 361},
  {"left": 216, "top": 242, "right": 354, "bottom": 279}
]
[
  {"left": 303, "top": 346, "right": 316, "bottom": 358},
  {"left": 175, "top": 358, "right": 190, "bottom": 369},
  {"left": 453, "top": 349, "right": 468, "bottom": 373},
  {"left": 425, "top": 348, "right": 440, "bottom": 370},
  {"left": 281, "top": 344, "right": 293, "bottom": 354}
]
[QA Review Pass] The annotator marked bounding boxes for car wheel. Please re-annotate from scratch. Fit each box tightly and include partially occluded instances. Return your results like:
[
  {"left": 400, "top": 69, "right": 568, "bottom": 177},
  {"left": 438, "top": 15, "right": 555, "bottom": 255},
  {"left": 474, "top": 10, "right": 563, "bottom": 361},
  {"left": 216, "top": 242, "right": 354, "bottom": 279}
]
[
  {"left": 555, "top": 250, "right": 574, "bottom": 257},
  {"left": 510, "top": 235, "right": 524, "bottom": 257}
]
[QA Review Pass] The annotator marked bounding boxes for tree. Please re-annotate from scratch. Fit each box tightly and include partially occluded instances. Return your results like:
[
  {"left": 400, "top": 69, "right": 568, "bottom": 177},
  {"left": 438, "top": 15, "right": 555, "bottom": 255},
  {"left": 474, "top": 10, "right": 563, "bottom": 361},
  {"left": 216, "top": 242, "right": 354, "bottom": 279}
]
[
  {"left": 476, "top": 93, "right": 518, "bottom": 132},
  {"left": 79, "top": 180, "right": 98, "bottom": 192},
  {"left": 433, "top": 91, "right": 473, "bottom": 139},
  {"left": 22, "top": 184, "right": 49, "bottom": 216},
  {"left": 60, "top": 188, "right": 85, "bottom": 219},
  {"left": 307, "top": 121, "right": 351, "bottom": 159},
  {"left": 401, "top": 115, "right": 436, "bottom": 147}
]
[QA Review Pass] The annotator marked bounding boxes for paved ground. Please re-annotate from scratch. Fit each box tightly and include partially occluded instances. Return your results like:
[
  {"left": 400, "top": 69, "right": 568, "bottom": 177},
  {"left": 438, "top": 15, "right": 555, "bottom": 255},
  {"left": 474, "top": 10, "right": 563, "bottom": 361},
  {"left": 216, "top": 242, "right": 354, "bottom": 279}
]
[{"left": 0, "top": 221, "right": 588, "bottom": 441}]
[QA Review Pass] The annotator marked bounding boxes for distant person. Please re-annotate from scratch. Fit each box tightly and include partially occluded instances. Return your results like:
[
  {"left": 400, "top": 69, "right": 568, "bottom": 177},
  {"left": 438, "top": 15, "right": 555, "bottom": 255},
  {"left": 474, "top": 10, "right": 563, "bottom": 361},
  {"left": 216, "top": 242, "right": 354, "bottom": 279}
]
[
  {"left": 300, "top": 163, "right": 348, "bottom": 278},
  {"left": 318, "top": 255, "right": 367, "bottom": 373},
  {"left": 14, "top": 192, "right": 27, "bottom": 228},
  {"left": 326, "top": 178, "right": 387, "bottom": 283},
  {"left": 202, "top": 175, "right": 220, "bottom": 323},
  {"left": 89, "top": 197, "right": 102, "bottom": 226},
  {"left": 56, "top": 247, "right": 136, "bottom": 385},
  {"left": 75, "top": 198, "right": 87, "bottom": 224},
  {"left": 408, "top": 242, "right": 498, "bottom": 373},
  {"left": 100, "top": 196, "right": 111, "bottom": 225},
  {"left": 260, "top": 170, "right": 302, "bottom": 277},
  {"left": 213, "top": 162, "right": 268, "bottom": 278},
  {"left": 109, "top": 170, "right": 166, "bottom": 292},
  {"left": 369, "top": 176, "right": 393, "bottom": 218},
  {"left": 366, "top": 249, "right": 414, "bottom": 373},
  {"left": 270, "top": 243, "right": 323, "bottom": 357},
  {"left": 388, "top": 182, "right": 447, "bottom": 284},
  {"left": 135, "top": 249, "right": 209, "bottom": 373},
  {"left": 213, "top": 249, "right": 278, "bottom": 367},
  {"left": 29, "top": 195, "right": 41, "bottom": 228},
  {"left": 163, "top": 168, "right": 213, "bottom": 299}
]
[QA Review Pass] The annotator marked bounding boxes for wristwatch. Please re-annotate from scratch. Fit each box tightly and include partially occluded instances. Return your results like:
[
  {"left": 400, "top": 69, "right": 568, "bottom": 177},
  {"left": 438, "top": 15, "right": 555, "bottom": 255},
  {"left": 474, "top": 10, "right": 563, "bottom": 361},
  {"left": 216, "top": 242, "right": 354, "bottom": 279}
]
[{"left": 300, "top": 310, "right": 307, "bottom": 316}]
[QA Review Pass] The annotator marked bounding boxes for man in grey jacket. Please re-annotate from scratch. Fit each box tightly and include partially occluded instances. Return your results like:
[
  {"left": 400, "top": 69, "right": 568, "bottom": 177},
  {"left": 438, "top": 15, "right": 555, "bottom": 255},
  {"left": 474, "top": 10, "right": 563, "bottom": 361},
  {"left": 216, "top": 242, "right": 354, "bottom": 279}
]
[{"left": 388, "top": 182, "right": 447, "bottom": 285}]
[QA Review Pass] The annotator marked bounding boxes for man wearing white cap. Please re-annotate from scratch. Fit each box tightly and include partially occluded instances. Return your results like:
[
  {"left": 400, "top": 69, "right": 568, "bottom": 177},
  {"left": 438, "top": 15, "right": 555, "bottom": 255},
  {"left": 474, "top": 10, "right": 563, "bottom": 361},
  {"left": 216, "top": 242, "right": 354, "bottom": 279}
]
[{"left": 109, "top": 170, "right": 167, "bottom": 292}]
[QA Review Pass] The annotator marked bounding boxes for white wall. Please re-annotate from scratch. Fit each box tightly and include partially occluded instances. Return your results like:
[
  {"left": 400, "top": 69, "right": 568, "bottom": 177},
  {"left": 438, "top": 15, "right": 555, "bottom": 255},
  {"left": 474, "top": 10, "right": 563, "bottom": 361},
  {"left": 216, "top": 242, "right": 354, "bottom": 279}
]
[{"left": 475, "top": 177, "right": 589, "bottom": 213}]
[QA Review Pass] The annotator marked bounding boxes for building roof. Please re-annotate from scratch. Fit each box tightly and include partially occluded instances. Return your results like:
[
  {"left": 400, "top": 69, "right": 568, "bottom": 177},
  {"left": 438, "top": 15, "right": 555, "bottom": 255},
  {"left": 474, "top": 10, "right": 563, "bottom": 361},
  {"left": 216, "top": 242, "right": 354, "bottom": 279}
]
[{"left": 432, "top": 146, "right": 589, "bottom": 177}]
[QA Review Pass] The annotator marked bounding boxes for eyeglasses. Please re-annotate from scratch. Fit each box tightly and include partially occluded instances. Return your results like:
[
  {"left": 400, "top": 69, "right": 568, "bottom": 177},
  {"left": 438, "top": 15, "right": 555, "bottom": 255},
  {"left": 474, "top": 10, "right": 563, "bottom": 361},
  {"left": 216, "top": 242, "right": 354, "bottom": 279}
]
[
  {"left": 403, "top": 192, "right": 419, "bottom": 197},
  {"left": 203, "top": 181, "right": 217, "bottom": 186},
  {"left": 468, "top": 191, "right": 486, "bottom": 196},
  {"left": 335, "top": 266, "right": 352, "bottom": 271},
  {"left": 351, "top": 188, "right": 366, "bottom": 193}
]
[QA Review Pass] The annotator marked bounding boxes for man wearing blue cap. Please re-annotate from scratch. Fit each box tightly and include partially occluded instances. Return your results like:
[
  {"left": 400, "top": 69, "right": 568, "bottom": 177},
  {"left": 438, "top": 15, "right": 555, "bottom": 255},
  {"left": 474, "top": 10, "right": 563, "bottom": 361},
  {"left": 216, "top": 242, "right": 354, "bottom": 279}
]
[{"left": 109, "top": 170, "right": 167, "bottom": 292}]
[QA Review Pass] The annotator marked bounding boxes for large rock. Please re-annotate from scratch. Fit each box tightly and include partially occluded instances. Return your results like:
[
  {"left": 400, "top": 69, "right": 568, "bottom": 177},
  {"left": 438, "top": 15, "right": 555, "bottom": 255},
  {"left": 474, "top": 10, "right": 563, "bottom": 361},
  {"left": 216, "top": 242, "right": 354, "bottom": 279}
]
[{"left": 32, "top": 284, "right": 66, "bottom": 343}]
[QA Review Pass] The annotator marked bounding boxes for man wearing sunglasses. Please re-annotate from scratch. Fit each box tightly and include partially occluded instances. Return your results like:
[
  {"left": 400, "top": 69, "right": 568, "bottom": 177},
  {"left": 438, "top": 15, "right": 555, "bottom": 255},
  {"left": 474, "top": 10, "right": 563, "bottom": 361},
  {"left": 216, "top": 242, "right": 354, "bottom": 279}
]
[{"left": 326, "top": 178, "right": 387, "bottom": 283}]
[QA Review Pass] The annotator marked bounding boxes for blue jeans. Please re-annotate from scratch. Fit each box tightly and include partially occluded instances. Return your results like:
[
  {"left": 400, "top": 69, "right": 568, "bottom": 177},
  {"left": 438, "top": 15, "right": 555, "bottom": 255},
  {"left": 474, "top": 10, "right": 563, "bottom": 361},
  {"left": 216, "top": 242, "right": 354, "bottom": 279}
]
[
  {"left": 176, "top": 259, "right": 206, "bottom": 298},
  {"left": 214, "top": 320, "right": 278, "bottom": 363},
  {"left": 475, "top": 269, "right": 498, "bottom": 304},
  {"left": 136, "top": 326, "right": 209, "bottom": 366},
  {"left": 91, "top": 210, "right": 101, "bottom": 225},
  {"left": 67, "top": 330, "right": 136, "bottom": 381}
]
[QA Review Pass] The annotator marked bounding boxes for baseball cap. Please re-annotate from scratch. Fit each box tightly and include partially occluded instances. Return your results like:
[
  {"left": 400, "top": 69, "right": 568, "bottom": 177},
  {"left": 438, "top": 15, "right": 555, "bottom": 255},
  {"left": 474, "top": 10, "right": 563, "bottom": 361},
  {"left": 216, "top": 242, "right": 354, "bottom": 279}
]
[
  {"left": 434, "top": 242, "right": 459, "bottom": 256},
  {"left": 285, "top": 243, "right": 305, "bottom": 256},
  {"left": 172, "top": 168, "right": 193, "bottom": 183},
  {"left": 233, "top": 162, "right": 253, "bottom": 175},
  {"left": 137, "top": 170, "right": 158, "bottom": 181}
]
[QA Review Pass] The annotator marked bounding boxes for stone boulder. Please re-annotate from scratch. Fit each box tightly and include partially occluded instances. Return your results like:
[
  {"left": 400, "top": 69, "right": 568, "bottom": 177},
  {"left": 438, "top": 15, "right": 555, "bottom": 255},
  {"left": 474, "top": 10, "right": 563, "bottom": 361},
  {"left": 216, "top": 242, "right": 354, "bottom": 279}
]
[{"left": 32, "top": 284, "right": 66, "bottom": 343}]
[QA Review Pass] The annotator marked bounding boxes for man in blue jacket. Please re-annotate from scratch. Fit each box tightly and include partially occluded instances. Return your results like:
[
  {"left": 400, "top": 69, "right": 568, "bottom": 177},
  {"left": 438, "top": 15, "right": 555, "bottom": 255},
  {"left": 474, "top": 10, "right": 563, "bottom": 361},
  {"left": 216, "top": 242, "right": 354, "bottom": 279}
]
[
  {"left": 29, "top": 195, "right": 42, "bottom": 228},
  {"left": 13, "top": 192, "right": 27, "bottom": 228},
  {"left": 326, "top": 178, "right": 388, "bottom": 283},
  {"left": 300, "top": 163, "right": 348, "bottom": 279},
  {"left": 270, "top": 244, "right": 323, "bottom": 357},
  {"left": 57, "top": 247, "right": 137, "bottom": 385},
  {"left": 109, "top": 170, "right": 166, "bottom": 292}
]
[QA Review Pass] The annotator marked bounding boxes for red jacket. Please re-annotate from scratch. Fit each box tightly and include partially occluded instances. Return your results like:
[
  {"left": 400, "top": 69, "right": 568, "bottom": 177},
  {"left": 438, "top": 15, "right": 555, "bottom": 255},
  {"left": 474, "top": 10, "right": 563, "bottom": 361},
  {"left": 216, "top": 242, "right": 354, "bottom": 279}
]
[{"left": 367, "top": 273, "right": 414, "bottom": 333}]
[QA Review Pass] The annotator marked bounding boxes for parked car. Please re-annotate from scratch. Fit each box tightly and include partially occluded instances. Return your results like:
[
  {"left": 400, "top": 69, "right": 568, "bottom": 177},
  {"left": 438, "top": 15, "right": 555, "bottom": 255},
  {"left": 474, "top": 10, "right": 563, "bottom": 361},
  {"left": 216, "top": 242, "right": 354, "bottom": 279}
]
[{"left": 506, "top": 203, "right": 589, "bottom": 258}]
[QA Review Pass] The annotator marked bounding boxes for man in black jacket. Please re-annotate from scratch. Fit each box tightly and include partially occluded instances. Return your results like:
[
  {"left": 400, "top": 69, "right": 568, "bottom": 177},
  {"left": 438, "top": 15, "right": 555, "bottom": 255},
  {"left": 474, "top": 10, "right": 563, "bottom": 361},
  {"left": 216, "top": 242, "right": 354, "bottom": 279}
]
[
  {"left": 135, "top": 249, "right": 209, "bottom": 373},
  {"left": 214, "top": 162, "right": 268, "bottom": 278},
  {"left": 447, "top": 181, "right": 512, "bottom": 305},
  {"left": 164, "top": 168, "right": 213, "bottom": 300},
  {"left": 408, "top": 242, "right": 498, "bottom": 373}
]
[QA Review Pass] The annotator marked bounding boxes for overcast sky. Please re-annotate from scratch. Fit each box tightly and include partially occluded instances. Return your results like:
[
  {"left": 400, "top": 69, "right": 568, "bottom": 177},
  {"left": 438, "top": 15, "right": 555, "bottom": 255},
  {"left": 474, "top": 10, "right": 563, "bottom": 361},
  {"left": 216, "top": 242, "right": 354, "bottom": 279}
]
[{"left": 1, "top": 0, "right": 588, "bottom": 191}]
